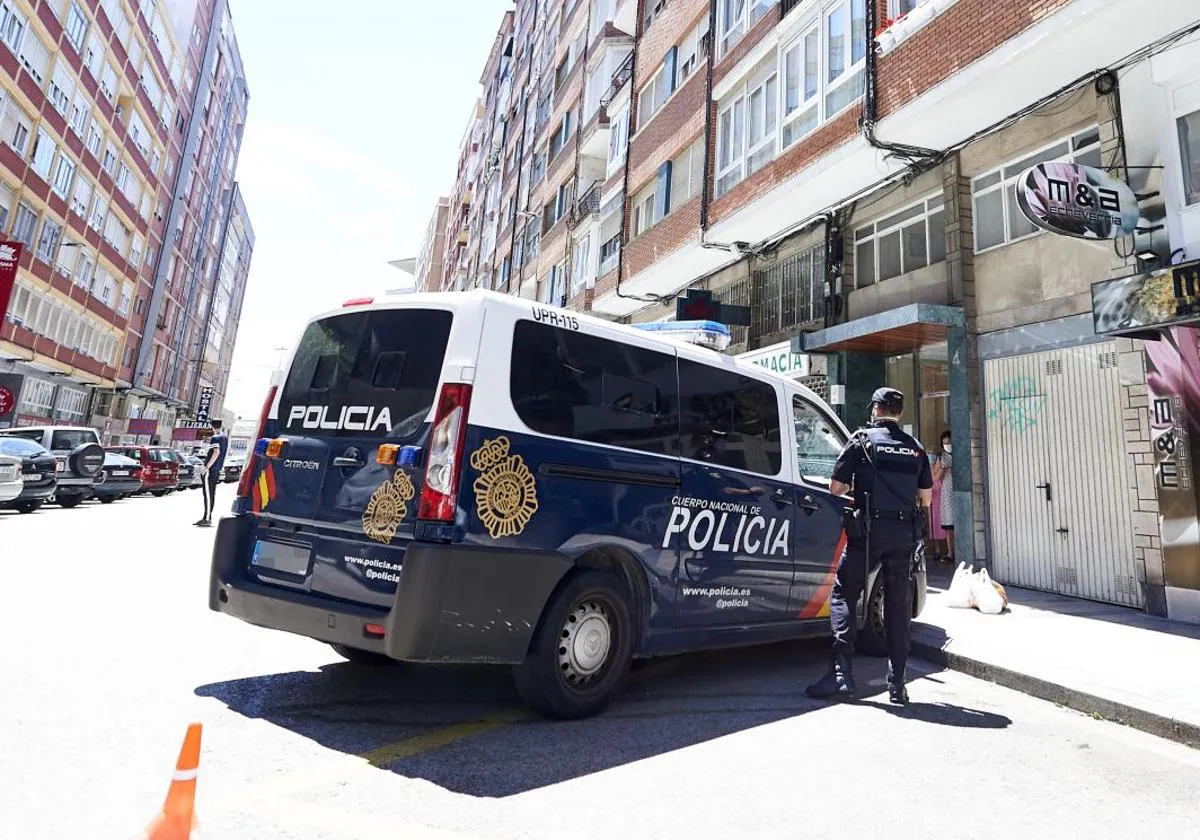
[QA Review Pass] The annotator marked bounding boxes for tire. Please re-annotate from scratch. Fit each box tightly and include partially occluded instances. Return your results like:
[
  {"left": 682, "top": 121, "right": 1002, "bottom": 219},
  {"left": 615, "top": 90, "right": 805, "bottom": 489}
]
[
  {"left": 512, "top": 569, "right": 634, "bottom": 720},
  {"left": 57, "top": 494, "right": 84, "bottom": 509},
  {"left": 98, "top": 495, "right": 115, "bottom": 504},
  {"left": 151, "top": 489, "right": 167, "bottom": 497},
  {"left": 855, "top": 573, "right": 888, "bottom": 657},
  {"left": 69, "top": 443, "right": 106, "bottom": 478},
  {"left": 329, "top": 643, "right": 395, "bottom": 666},
  {"left": 15, "top": 501, "right": 41, "bottom": 514}
]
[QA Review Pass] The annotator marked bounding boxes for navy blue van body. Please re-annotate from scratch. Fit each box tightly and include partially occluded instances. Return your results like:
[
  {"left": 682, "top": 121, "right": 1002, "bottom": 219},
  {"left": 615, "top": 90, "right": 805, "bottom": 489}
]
[{"left": 209, "top": 291, "right": 926, "bottom": 718}]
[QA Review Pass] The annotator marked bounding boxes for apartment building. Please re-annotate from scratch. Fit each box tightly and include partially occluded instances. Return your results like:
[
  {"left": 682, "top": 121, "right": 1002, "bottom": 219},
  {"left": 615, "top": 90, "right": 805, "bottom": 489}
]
[
  {"left": 0, "top": 0, "right": 253, "bottom": 445},
  {"left": 433, "top": 0, "right": 1200, "bottom": 623},
  {"left": 415, "top": 195, "right": 449, "bottom": 293}
]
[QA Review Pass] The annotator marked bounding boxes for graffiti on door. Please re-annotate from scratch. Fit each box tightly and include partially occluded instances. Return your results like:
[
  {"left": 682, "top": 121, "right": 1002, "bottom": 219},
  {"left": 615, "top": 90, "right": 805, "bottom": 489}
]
[{"left": 986, "top": 374, "right": 1046, "bottom": 434}]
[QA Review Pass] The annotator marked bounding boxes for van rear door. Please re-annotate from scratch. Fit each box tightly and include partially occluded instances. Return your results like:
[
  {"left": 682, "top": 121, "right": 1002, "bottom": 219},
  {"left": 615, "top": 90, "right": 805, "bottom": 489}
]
[{"left": 250, "top": 305, "right": 456, "bottom": 607}]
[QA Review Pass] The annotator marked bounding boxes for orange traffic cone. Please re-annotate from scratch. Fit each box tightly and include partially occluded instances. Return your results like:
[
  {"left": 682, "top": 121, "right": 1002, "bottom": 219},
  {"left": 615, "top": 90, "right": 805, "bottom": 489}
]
[{"left": 144, "top": 723, "right": 203, "bottom": 840}]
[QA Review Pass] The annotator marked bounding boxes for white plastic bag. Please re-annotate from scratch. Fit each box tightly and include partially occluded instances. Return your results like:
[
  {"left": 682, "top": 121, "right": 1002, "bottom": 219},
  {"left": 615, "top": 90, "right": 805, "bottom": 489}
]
[
  {"left": 972, "top": 568, "right": 1007, "bottom": 615},
  {"left": 947, "top": 561, "right": 975, "bottom": 609}
]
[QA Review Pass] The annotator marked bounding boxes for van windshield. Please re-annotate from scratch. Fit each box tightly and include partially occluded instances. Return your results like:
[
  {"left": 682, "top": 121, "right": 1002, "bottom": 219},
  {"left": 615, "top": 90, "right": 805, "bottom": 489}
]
[{"left": 279, "top": 308, "right": 453, "bottom": 439}]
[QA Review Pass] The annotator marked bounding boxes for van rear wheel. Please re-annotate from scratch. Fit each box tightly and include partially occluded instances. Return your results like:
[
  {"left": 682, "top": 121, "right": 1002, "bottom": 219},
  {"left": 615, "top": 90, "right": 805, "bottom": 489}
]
[
  {"left": 513, "top": 569, "right": 634, "bottom": 720},
  {"left": 329, "top": 643, "right": 394, "bottom": 666}
]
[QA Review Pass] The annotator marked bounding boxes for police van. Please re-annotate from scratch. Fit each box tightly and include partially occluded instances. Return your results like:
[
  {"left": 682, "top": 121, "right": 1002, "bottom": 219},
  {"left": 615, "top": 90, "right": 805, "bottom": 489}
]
[{"left": 209, "top": 290, "right": 927, "bottom": 719}]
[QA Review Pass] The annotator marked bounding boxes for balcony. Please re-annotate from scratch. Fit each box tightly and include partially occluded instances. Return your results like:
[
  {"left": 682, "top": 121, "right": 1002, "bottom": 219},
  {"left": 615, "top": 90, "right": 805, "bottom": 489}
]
[
  {"left": 600, "top": 52, "right": 634, "bottom": 110},
  {"left": 571, "top": 182, "right": 601, "bottom": 227},
  {"left": 613, "top": 0, "right": 637, "bottom": 36}
]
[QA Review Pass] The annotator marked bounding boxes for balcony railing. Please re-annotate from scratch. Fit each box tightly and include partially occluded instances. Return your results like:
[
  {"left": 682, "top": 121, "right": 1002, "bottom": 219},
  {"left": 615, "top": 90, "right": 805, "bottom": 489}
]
[
  {"left": 571, "top": 182, "right": 601, "bottom": 225},
  {"left": 601, "top": 52, "right": 634, "bottom": 109},
  {"left": 781, "top": 0, "right": 802, "bottom": 18}
]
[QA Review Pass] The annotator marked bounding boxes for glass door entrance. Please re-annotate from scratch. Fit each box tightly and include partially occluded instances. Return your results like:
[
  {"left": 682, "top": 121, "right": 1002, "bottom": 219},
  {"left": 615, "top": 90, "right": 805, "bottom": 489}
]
[{"left": 883, "top": 343, "right": 949, "bottom": 453}]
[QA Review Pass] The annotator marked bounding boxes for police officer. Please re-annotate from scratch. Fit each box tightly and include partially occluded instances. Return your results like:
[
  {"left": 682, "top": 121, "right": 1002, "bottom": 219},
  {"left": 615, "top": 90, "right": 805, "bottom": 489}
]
[{"left": 806, "top": 387, "right": 933, "bottom": 704}]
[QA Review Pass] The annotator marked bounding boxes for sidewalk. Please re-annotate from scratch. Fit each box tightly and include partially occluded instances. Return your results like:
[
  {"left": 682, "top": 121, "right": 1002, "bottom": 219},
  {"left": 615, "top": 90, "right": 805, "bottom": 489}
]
[{"left": 910, "top": 563, "right": 1200, "bottom": 748}]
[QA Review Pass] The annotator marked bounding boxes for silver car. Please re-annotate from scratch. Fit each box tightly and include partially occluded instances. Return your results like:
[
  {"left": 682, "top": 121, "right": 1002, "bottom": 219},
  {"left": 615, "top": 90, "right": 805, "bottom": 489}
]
[{"left": 0, "top": 454, "right": 22, "bottom": 504}]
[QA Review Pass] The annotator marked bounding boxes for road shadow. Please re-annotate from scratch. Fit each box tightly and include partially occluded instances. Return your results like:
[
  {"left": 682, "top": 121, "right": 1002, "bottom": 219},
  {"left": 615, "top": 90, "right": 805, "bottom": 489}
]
[
  {"left": 855, "top": 697, "right": 1011, "bottom": 728},
  {"left": 196, "top": 637, "right": 957, "bottom": 797}
]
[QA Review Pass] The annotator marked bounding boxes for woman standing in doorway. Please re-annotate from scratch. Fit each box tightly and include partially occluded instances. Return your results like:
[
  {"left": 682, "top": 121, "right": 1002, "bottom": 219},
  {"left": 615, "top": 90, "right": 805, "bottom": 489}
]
[{"left": 932, "top": 430, "right": 954, "bottom": 564}]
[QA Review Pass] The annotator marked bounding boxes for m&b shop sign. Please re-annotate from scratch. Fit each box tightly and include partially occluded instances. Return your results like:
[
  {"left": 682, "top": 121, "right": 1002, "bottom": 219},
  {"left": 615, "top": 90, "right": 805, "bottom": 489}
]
[{"left": 1015, "top": 161, "right": 1139, "bottom": 240}]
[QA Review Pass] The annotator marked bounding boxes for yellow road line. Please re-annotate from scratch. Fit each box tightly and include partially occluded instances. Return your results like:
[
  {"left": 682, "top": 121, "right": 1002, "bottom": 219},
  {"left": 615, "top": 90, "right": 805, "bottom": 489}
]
[{"left": 358, "top": 708, "right": 532, "bottom": 768}]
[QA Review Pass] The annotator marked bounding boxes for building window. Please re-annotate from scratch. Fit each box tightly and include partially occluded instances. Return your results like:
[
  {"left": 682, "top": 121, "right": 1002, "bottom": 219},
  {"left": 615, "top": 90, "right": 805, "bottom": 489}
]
[
  {"left": 571, "top": 232, "right": 591, "bottom": 298},
  {"left": 599, "top": 233, "right": 621, "bottom": 275},
  {"left": 35, "top": 218, "right": 61, "bottom": 263},
  {"left": 670, "top": 138, "right": 706, "bottom": 208},
  {"left": 18, "top": 28, "right": 49, "bottom": 84},
  {"left": 972, "top": 126, "right": 1101, "bottom": 253},
  {"left": 607, "top": 103, "right": 629, "bottom": 175},
  {"left": 20, "top": 378, "right": 55, "bottom": 418},
  {"left": 543, "top": 181, "right": 572, "bottom": 232},
  {"left": 1, "top": 102, "right": 31, "bottom": 156},
  {"left": 643, "top": 0, "right": 666, "bottom": 31},
  {"left": 631, "top": 182, "right": 656, "bottom": 236},
  {"left": 65, "top": 2, "right": 88, "bottom": 52},
  {"left": 11, "top": 203, "right": 37, "bottom": 246},
  {"left": 854, "top": 196, "right": 946, "bottom": 288},
  {"left": 49, "top": 61, "right": 74, "bottom": 116},
  {"left": 753, "top": 243, "right": 825, "bottom": 337},
  {"left": 1177, "top": 109, "right": 1200, "bottom": 206},
  {"left": 638, "top": 65, "right": 670, "bottom": 129},
  {"left": 677, "top": 18, "right": 711, "bottom": 87},
  {"left": 549, "top": 109, "right": 574, "bottom": 160},
  {"left": 29, "top": 128, "right": 56, "bottom": 180},
  {"left": 0, "top": 3, "right": 27, "bottom": 54},
  {"left": 52, "top": 155, "right": 75, "bottom": 198},
  {"left": 718, "top": 55, "right": 780, "bottom": 197},
  {"left": 718, "top": 0, "right": 777, "bottom": 58}
]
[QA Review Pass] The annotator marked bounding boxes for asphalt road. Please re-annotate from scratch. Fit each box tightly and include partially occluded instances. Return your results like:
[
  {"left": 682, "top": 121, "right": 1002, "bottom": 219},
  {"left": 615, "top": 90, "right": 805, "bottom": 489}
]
[{"left": 2, "top": 490, "right": 1198, "bottom": 840}]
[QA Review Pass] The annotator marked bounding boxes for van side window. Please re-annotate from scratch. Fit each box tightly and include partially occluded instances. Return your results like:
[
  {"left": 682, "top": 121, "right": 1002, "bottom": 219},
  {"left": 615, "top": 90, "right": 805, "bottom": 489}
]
[
  {"left": 793, "top": 395, "right": 845, "bottom": 485},
  {"left": 510, "top": 320, "right": 679, "bottom": 456},
  {"left": 678, "top": 360, "right": 781, "bottom": 475}
]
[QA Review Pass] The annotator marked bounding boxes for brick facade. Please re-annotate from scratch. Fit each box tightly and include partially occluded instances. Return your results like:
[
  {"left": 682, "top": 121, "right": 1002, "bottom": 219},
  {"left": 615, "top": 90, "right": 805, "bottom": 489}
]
[
  {"left": 625, "top": 194, "right": 702, "bottom": 278},
  {"left": 876, "top": 0, "right": 1073, "bottom": 118},
  {"left": 628, "top": 71, "right": 707, "bottom": 191},
  {"left": 636, "top": 0, "right": 708, "bottom": 84}
]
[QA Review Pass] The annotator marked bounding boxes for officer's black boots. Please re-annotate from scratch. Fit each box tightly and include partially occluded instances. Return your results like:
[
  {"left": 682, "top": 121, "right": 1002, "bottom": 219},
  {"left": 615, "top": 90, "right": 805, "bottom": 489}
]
[
  {"left": 887, "top": 663, "right": 909, "bottom": 705},
  {"left": 806, "top": 657, "right": 857, "bottom": 700}
]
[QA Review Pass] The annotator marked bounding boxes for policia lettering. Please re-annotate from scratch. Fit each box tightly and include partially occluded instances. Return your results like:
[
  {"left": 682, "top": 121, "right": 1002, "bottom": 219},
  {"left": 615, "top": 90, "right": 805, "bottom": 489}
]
[{"left": 662, "top": 496, "right": 790, "bottom": 557}]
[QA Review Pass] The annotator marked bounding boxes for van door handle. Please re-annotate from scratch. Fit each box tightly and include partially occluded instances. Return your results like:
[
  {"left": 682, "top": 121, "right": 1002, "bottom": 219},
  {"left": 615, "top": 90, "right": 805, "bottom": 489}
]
[
  {"left": 1036, "top": 482, "right": 1051, "bottom": 502},
  {"left": 332, "top": 456, "right": 363, "bottom": 467},
  {"left": 798, "top": 494, "right": 820, "bottom": 514},
  {"left": 772, "top": 487, "right": 795, "bottom": 507}
]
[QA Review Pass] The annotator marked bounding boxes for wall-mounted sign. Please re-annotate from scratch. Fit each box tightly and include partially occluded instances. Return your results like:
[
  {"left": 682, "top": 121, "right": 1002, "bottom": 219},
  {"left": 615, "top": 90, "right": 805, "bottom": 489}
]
[
  {"left": 0, "top": 240, "right": 23, "bottom": 324},
  {"left": 196, "top": 385, "right": 213, "bottom": 423},
  {"left": 1092, "top": 259, "right": 1200, "bottom": 335},
  {"left": 0, "top": 372, "right": 20, "bottom": 426},
  {"left": 736, "top": 340, "right": 827, "bottom": 379},
  {"left": 128, "top": 418, "right": 158, "bottom": 436},
  {"left": 1016, "top": 162, "right": 1139, "bottom": 240}
]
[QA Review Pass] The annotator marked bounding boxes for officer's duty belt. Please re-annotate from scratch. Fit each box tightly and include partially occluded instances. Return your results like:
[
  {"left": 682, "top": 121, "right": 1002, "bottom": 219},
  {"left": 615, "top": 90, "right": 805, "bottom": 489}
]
[{"left": 870, "top": 509, "right": 917, "bottom": 521}]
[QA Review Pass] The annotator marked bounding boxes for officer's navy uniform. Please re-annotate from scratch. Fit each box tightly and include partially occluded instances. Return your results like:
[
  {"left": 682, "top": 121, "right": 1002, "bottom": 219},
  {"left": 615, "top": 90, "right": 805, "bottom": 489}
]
[{"left": 807, "top": 388, "right": 932, "bottom": 704}]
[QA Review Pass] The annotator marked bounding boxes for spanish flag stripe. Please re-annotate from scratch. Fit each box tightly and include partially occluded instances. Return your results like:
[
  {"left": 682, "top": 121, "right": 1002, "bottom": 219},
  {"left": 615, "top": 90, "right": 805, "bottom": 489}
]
[
  {"left": 265, "top": 462, "right": 277, "bottom": 496},
  {"left": 258, "top": 471, "right": 270, "bottom": 508}
]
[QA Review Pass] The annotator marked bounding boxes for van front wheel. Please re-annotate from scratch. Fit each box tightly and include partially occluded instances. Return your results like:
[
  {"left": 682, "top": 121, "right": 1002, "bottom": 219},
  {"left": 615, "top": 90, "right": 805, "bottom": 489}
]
[{"left": 513, "top": 569, "right": 634, "bottom": 720}]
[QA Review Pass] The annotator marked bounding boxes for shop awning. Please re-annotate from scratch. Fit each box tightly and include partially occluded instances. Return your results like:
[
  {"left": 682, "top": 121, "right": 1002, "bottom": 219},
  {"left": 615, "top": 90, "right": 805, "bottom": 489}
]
[{"left": 796, "top": 303, "right": 965, "bottom": 354}]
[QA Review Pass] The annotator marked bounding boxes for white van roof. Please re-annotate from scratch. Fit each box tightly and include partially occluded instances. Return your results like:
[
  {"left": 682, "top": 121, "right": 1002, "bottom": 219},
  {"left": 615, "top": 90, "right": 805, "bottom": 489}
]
[{"left": 305, "top": 289, "right": 828, "bottom": 403}]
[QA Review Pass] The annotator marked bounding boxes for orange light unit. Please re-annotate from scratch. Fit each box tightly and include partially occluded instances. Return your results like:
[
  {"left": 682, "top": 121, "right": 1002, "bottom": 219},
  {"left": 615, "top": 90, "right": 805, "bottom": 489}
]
[
  {"left": 363, "top": 623, "right": 386, "bottom": 638},
  {"left": 265, "top": 438, "right": 287, "bottom": 458},
  {"left": 376, "top": 444, "right": 400, "bottom": 465}
]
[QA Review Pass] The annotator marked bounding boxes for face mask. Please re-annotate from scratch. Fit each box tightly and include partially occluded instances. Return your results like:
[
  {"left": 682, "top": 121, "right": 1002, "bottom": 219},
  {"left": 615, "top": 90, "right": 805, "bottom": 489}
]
[{"left": 944, "top": 443, "right": 952, "bottom": 453}]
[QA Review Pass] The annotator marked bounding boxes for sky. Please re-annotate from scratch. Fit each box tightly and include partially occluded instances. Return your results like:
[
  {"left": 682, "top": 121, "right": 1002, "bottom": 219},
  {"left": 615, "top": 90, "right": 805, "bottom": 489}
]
[{"left": 220, "top": 0, "right": 507, "bottom": 418}]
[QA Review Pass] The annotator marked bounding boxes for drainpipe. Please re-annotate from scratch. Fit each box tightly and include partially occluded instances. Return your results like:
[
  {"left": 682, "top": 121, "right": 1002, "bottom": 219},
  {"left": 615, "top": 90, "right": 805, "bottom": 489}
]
[
  {"left": 614, "top": 14, "right": 640, "bottom": 302},
  {"left": 862, "top": 0, "right": 942, "bottom": 168},
  {"left": 699, "top": 0, "right": 718, "bottom": 232}
]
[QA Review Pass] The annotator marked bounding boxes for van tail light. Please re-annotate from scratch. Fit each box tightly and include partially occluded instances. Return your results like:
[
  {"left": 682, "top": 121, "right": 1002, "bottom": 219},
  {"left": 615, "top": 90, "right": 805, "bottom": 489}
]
[
  {"left": 236, "top": 384, "right": 279, "bottom": 502},
  {"left": 417, "top": 383, "right": 473, "bottom": 523}
]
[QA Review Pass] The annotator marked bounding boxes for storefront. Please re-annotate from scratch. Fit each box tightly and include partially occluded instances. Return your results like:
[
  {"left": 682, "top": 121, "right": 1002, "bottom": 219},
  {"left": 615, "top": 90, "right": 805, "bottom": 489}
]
[
  {"left": 0, "top": 368, "right": 95, "bottom": 429},
  {"left": 735, "top": 339, "right": 829, "bottom": 397},
  {"left": 797, "top": 302, "right": 976, "bottom": 563}
]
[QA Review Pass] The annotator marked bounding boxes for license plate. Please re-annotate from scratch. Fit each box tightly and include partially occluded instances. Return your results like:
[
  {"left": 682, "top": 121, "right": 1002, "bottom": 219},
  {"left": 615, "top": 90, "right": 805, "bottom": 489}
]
[
  {"left": 0, "top": 467, "right": 15, "bottom": 481},
  {"left": 250, "top": 540, "right": 311, "bottom": 577},
  {"left": 24, "top": 472, "right": 40, "bottom": 481},
  {"left": 55, "top": 460, "right": 65, "bottom": 472},
  {"left": 110, "top": 470, "right": 128, "bottom": 477}
]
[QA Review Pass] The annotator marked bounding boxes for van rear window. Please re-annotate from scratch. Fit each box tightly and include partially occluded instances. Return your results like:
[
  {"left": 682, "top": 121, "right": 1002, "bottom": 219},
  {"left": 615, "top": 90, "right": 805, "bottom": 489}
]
[
  {"left": 280, "top": 308, "right": 453, "bottom": 438},
  {"left": 51, "top": 429, "right": 99, "bottom": 450}
]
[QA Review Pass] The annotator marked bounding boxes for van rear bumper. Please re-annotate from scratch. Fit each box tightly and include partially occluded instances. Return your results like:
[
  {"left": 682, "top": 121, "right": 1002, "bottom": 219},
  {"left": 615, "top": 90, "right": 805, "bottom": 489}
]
[{"left": 208, "top": 515, "right": 572, "bottom": 664}]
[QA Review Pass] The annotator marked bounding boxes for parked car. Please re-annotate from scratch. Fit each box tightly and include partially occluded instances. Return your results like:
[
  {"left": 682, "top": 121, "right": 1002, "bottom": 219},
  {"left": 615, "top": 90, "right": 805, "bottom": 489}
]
[
  {"left": 0, "top": 426, "right": 105, "bottom": 507},
  {"left": 222, "top": 454, "right": 244, "bottom": 484},
  {"left": 92, "top": 451, "right": 144, "bottom": 503},
  {"left": 0, "top": 454, "right": 21, "bottom": 505},
  {"left": 0, "top": 436, "right": 58, "bottom": 513},
  {"left": 170, "top": 449, "right": 201, "bottom": 489},
  {"left": 105, "top": 445, "right": 178, "bottom": 496},
  {"left": 186, "top": 454, "right": 208, "bottom": 486}
]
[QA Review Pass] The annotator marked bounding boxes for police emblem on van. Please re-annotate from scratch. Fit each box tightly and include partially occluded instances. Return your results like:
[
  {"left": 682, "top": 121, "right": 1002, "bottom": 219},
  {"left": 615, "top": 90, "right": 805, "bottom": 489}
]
[
  {"left": 286, "top": 405, "right": 393, "bottom": 432},
  {"left": 362, "top": 470, "right": 415, "bottom": 544},
  {"left": 470, "top": 436, "right": 539, "bottom": 539}
]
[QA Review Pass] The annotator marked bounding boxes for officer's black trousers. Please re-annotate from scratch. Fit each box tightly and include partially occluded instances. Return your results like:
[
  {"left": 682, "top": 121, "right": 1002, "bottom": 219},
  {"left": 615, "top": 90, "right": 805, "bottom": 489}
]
[{"left": 829, "top": 522, "right": 915, "bottom": 679}]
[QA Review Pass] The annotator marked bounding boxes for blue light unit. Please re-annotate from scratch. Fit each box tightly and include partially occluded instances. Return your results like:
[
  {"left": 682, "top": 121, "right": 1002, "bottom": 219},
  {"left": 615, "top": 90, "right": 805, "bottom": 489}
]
[{"left": 631, "top": 319, "right": 732, "bottom": 351}]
